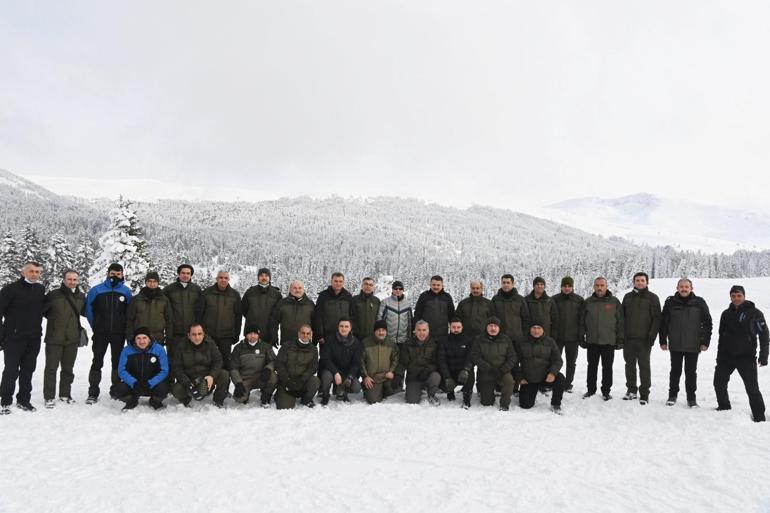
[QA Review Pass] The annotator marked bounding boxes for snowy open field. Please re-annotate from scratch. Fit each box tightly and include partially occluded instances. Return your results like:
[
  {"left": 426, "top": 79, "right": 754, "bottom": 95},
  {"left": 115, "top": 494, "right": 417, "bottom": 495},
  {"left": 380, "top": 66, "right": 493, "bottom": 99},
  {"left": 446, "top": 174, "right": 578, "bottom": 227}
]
[{"left": 1, "top": 277, "right": 770, "bottom": 513}]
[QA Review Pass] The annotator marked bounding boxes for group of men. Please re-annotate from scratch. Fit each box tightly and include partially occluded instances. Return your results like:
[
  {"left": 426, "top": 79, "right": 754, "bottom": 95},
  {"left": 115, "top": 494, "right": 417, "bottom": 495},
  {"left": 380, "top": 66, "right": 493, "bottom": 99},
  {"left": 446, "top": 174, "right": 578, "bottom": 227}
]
[{"left": 0, "top": 262, "right": 767, "bottom": 421}]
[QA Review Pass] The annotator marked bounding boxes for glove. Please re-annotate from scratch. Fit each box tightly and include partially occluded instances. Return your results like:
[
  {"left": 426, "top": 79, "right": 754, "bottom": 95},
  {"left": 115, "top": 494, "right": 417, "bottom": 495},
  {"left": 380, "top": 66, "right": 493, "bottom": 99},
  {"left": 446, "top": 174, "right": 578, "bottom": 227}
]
[
  {"left": 190, "top": 377, "right": 209, "bottom": 401},
  {"left": 457, "top": 369, "right": 469, "bottom": 385},
  {"left": 342, "top": 377, "right": 353, "bottom": 389},
  {"left": 260, "top": 368, "right": 273, "bottom": 383},
  {"left": 445, "top": 378, "right": 457, "bottom": 391},
  {"left": 233, "top": 382, "right": 247, "bottom": 399}
]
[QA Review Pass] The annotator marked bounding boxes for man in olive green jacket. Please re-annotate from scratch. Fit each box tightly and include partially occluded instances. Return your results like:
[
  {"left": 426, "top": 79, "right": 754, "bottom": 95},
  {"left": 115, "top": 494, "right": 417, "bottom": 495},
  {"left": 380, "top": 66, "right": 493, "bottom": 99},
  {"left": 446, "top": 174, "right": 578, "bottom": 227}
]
[
  {"left": 126, "top": 271, "right": 173, "bottom": 345},
  {"left": 552, "top": 276, "right": 584, "bottom": 392},
  {"left": 515, "top": 320, "right": 565, "bottom": 413},
  {"left": 360, "top": 320, "right": 399, "bottom": 404},
  {"left": 163, "top": 264, "right": 202, "bottom": 359},
  {"left": 197, "top": 271, "right": 242, "bottom": 370},
  {"left": 525, "top": 277, "right": 559, "bottom": 339},
  {"left": 456, "top": 281, "right": 493, "bottom": 339},
  {"left": 273, "top": 324, "right": 320, "bottom": 409},
  {"left": 352, "top": 277, "right": 381, "bottom": 340},
  {"left": 230, "top": 324, "right": 277, "bottom": 407},
  {"left": 241, "top": 268, "right": 282, "bottom": 346},
  {"left": 42, "top": 270, "right": 86, "bottom": 406},
  {"left": 490, "top": 274, "right": 529, "bottom": 344},
  {"left": 397, "top": 320, "right": 441, "bottom": 405},
  {"left": 269, "top": 280, "right": 315, "bottom": 346},
  {"left": 469, "top": 317, "right": 517, "bottom": 410},
  {"left": 621, "top": 272, "right": 661, "bottom": 404},
  {"left": 580, "top": 277, "right": 624, "bottom": 400},
  {"left": 171, "top": 324, "right": 230, "bottom": 407}
]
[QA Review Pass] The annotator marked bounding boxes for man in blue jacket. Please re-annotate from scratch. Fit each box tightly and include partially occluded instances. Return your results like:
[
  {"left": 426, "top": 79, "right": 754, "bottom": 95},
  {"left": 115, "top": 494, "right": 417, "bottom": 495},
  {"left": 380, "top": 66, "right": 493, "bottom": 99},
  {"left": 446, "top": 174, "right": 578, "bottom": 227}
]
[
  {"left": 111, "top": 327, "right": 169, "bottom": 410},
  {"left": 84, "top": 263, "right": 132, "bottom": 404}
]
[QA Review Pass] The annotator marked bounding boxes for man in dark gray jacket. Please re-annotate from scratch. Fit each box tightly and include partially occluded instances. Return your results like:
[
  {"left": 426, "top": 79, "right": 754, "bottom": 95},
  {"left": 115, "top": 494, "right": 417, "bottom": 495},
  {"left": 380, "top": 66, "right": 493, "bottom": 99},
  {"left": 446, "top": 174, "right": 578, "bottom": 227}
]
[{"left": 659, "top": 278, "right": 712, "bottom": 407}]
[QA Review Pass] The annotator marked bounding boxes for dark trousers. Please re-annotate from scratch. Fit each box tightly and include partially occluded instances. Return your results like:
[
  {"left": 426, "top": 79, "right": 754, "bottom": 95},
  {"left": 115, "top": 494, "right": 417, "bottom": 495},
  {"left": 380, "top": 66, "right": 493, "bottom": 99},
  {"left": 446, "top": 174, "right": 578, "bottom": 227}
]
[
  {"left": 275, "top": 376, "right": 321, "bottom": 409},
  {"left": 0, "top": 336, "right": 41, "bottom": 405},
  {"left": 586, "top": 344, "right": 615, "bottom": 395},
  {"left": 519, "top": 373, "right": 566, "bottom": 408},
  {"left": 43, "top": 343, "right": 78, "bottom": 400},
  {"left": 624, "top": 338, "right": 652, "bottom": 398},
  {"left": 669, "top": 350, "right": 699, "bottom": 400},
  {"left": 212, "top": 337, "right": 237, "bottom": 371},
  {"left": 446, "top": 368, "right": 475, "bottom": 400},
  {"left": 319, "top": 369, "right": 362, "bottom": 398},
  {"left": 234, "top": 373, "right": 278, "bottom": 404},
  {"left": 111, "top": 381, "right": 170, "bottom": 402},
  {"left": 714, "top": 353, "right": 766, "bottom": 421},
  {"left": 88, "top": 332, "right": 125, "bottom": 397},
  {"left": 557, "top": 340, "right": 579, "bottom": 387},
  {"left": 477, "top": 373, "right": 515, "bottom": 408},
  {"left": 172, "top": 370, "right": 231, "bottom": 404}
]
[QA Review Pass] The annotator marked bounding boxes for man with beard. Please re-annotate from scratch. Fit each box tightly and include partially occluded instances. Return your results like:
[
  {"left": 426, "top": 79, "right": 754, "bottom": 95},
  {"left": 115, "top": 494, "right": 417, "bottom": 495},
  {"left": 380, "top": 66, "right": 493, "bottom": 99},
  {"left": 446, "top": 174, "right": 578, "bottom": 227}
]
[
  {"left": 713, "top": 285, "right": 767, "bottom": 421},
  {"left": 469, "top": 317, "right": 517, "bottom": 411},
  {"left": 456, "top": 281, "right": 492, "bottom": 339},
  {"left": 313, "top": 272, "right": 353, "bottom": 344},
  {"left": 439, "top": 317, "right": 474, "bottom": 409},
  {"left": 126, "top": 272, "right": 173, "bottom": 345},
  {"left": 413, "top": 275, "right": 455, "bottom": 338},
  {"left": 621, "top": 272, "right": 661, "bottom": 404},
  {"left": 163, "top": 264, "right": 202, "bottom": 359},
  {"left": 360, "top": 320, "right": 399, "bottom": 404},
  {"left": 270, "top": 280, "right": 315, "bottom": 346},
  {"left": 230, "top": 324, "right": 277, "bottom": 408},
  {"left": 490, "top": 274, "right": 529, "bottom": 344},
  {"left": 84, "top": 263, "right": 132, "bottom": 405},
  {"left": 318, "top": 318, "right": 362, "bottom": 404},
  {"left": 241, "top": 268, "right": 282, "bottom": 346},
  {"left": 659, "top": 278, "right": 712, "bottom": 407},
  {"left": 197, "top": 271, "right": 242, "bottom": 369}
]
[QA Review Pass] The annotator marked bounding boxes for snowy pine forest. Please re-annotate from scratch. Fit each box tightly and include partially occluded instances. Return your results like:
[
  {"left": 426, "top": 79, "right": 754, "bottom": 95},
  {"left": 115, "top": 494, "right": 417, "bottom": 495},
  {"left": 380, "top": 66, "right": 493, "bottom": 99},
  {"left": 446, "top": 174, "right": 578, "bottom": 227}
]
[{"left": 1, "top": 169, "right": 769, "bottom": 298}]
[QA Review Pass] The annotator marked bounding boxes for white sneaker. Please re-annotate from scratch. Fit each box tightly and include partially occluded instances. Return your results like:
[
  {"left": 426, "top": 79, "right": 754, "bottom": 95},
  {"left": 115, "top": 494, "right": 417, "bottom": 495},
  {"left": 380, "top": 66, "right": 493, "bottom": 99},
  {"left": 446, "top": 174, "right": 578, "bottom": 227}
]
[
  {"left": 45, "top": 399, "right": 56, "bottom": 409},
  {"left": 59, "top": 397, "right": 76, "bottom": 404}
]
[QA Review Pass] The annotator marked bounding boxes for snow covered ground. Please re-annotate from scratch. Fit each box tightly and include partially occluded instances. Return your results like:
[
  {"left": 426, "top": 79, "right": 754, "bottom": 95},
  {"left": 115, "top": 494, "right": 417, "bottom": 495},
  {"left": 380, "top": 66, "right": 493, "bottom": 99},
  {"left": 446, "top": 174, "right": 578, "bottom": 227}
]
[{"left": 1, "top": 278, "right": 770, "bottom": 513}]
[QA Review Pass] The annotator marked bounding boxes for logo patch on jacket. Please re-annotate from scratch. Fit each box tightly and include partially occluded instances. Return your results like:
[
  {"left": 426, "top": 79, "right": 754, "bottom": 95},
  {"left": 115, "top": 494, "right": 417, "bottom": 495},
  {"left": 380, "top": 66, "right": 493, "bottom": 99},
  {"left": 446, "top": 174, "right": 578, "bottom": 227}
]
[
  {"left": 119, "top": 296, "right": 125, "bottom": 302},
  {"left": 150, "top": 356, "right": 157, "bottom": 363},
  {"left": 255, "top": 350, "right": 260, "bottom": 354}
]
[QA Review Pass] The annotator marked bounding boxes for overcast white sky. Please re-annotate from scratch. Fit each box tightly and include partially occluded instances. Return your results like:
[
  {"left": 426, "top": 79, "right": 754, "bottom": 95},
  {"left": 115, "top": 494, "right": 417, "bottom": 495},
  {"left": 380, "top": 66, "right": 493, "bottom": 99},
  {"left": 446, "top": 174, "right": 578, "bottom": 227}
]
[{"left": 2, "top": 1, "right": 769, "bottom": 211}]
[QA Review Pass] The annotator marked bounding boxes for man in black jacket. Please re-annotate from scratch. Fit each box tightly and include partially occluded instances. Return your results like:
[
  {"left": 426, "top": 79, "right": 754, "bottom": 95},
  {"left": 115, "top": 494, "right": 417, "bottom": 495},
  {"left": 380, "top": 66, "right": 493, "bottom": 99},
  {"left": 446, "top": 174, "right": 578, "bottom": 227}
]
[
  {"left": 318, "top": 318, "right": 362, "bottom": 404},
  {"left": 414, "top": 275, "right": 455, "bottom": 338},
  {"left": 0, "top": 261, "right": 46, "bottom": 414},
  {"left": 438, "top": 318, "right": 474, "bottom": 408},
  {"left": 659, "top": 278, "right": 712, "bottom": 407},
  {"left": 241, "top": 268, "right": 282, "bottom": 346},
  {"left": 713, "top": 285, "right": 768, "bottom": 422}
]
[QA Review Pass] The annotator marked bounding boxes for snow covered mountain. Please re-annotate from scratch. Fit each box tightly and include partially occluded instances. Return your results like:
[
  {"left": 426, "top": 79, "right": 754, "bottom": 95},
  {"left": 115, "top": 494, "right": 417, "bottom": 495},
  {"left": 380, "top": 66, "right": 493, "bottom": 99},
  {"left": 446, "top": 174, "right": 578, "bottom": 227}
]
[{"left": 535, "top": 193, "right": 770, "bottom": 253}]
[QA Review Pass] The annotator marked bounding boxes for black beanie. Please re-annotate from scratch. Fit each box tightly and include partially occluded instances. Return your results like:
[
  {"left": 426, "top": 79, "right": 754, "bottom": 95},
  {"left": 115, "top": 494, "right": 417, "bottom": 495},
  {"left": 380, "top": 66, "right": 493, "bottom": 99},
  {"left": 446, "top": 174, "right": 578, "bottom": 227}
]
[
  {"left": 108, "top": 263, "right": 123, "bottom": 273},
  {"left": 257, "top": 268, "right": 271, "bottom": 278},
  {"left": 529, "top": 317, "right": 544, "bottom": 329},
  {"left": 486, "top": 316, "right": 502, "bottom": 327},
  {"left": 133, "top": 327, "right": 152, "bottom": 341},
  {"left": 561, "top": 276, "right": 574, "bottom": 287},
  {"left": 145, "top": 271, "right": 160, "bottom": 282},
  {"left": 729, "top": 285, "right": 746, "bottom": 295},
  {"left": 392, "top": 280, "right": 404, "bottom": 289},
  {"left": 244, "top": 324, "right": 261, "bottom": 336},
  {"left": 374, "top": 320, "right": 388, "bottom": 331}
]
